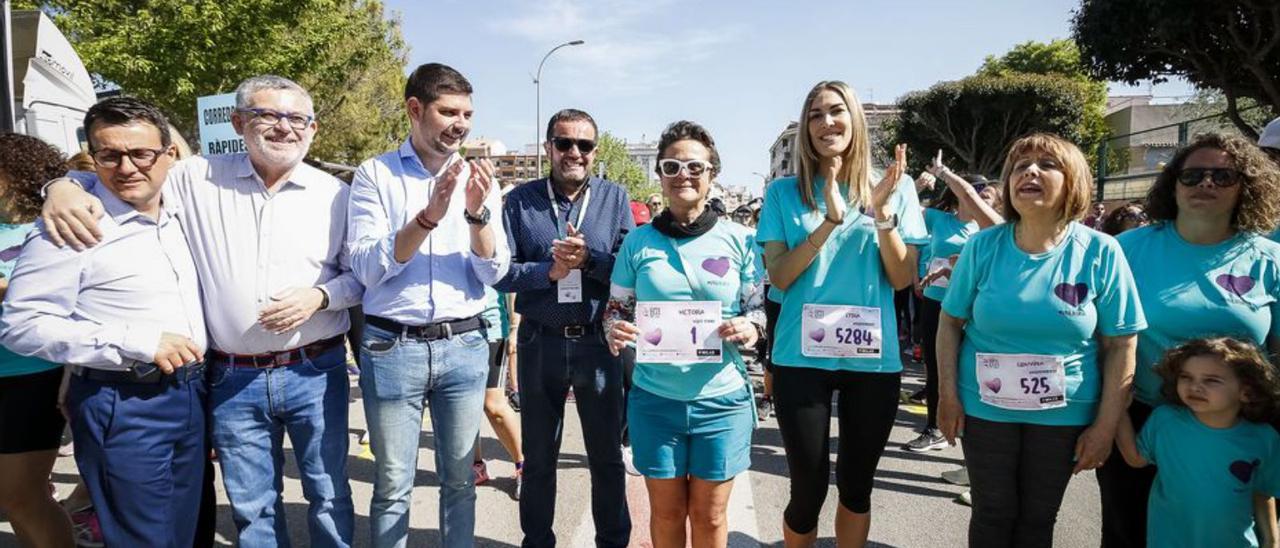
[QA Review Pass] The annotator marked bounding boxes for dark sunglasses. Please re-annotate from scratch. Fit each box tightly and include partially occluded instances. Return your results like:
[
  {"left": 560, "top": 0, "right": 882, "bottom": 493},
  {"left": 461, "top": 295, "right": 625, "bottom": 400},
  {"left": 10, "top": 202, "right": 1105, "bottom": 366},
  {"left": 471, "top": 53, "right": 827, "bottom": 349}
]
[
  {"left": 1177, "top": 167, "right": 1240, "bottom": 187},
  {"left": 551, "top": 137, "right": 596, "bottom": 154}
]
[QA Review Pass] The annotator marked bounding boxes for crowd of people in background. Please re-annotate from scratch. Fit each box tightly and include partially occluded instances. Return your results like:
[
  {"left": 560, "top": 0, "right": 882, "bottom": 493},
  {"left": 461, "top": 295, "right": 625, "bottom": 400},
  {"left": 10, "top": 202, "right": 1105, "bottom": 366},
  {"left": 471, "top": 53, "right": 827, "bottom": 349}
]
[{"left": 2, "top": 61, "right": 1280, "bottom": 548}]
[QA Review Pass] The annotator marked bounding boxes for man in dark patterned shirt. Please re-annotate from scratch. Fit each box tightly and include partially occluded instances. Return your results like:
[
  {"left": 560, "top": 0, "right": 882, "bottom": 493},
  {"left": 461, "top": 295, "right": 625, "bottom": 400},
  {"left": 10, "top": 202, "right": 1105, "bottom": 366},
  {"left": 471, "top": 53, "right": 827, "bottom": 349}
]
[{"left": 493, "top": 109, "right": 634, "bottom": 548}]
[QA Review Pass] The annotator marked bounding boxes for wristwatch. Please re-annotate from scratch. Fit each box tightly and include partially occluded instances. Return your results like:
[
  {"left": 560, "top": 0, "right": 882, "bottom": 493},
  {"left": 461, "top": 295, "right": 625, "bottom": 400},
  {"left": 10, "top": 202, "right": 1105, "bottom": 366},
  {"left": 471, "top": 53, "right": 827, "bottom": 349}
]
[
  {"left": 464, "top": 206, "right": 490, "bottom": 226},
  {"left": 874, "top": 214, "right": 899, "bottom": 231}
]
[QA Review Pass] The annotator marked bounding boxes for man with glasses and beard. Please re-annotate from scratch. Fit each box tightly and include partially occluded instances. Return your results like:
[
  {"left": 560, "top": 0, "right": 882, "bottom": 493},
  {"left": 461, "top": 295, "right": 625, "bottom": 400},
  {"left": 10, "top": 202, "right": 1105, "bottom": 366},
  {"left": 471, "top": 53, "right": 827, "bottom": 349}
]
[
  {"left": 492, "top": 109, "right": 634, "bottom": 548},
  {"left": 39, "top": 76, "right": 363, "bottom": 547},
  {"left": 346, "top": 62, "right": 509, "bottom": 548}
]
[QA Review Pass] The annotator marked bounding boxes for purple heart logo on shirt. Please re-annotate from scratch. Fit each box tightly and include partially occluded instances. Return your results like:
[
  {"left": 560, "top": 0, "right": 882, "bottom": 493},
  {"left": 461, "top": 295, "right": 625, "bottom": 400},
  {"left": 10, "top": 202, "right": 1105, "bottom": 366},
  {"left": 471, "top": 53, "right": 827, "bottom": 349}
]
[
  {"left": 0, "top": 244, "right": 20, "bottom": 263},
  {"left": 701, "top": 257, "right": 731, "bottom": 278},
  {"left": 1229, "top": 459, "right": 1260, "bottom": 483},
  {"left": 643, "top": 328, "right": 663, "bottom": 346},
  {"left": 983, "top": 377, "right": 1002, "bottom": 394},
  {"left": 1053, "top": 282, "right": 1089, "bottom": 307},
  {"left": 1216, "top": 274, "right": 1256, "bottom": 298},
  {"left": 808, "top": 328, "right": 825, "bottom": 343}
]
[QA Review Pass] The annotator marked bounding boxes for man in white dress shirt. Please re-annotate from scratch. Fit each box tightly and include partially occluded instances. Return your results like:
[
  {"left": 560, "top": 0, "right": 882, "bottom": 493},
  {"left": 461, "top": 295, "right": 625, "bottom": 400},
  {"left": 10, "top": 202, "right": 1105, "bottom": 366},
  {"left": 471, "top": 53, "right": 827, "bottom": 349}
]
[
  {"left": 40, "top": 76, "right": 362, "bottom": 548},
  {"left": 346, "top": 62, "right": 508, "bottom": 548},
  {"left": 1, "top": 97, "right": 207, "bottom": 547}
]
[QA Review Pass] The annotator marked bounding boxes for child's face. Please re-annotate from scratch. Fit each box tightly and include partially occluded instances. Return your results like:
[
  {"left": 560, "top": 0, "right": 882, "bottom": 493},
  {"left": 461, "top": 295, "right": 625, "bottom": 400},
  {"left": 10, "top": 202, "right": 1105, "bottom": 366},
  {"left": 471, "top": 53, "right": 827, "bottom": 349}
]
[{"left": 1176, "top": 355, "right": 1246, "bottom": 415}]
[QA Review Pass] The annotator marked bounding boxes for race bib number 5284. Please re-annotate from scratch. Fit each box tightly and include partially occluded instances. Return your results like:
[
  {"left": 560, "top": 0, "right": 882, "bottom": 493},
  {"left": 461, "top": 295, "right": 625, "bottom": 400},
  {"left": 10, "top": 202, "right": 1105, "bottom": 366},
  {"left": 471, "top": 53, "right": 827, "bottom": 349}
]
[{"left": 800, "top": 304, "right": 882, "bottom": 359}]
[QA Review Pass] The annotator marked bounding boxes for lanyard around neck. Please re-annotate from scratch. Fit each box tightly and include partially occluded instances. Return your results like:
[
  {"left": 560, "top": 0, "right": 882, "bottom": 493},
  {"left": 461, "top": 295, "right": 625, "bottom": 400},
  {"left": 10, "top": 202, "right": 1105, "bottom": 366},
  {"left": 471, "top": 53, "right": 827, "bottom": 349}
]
[{"left": 547, "top": 180, "right": 591, "bottom": 238}]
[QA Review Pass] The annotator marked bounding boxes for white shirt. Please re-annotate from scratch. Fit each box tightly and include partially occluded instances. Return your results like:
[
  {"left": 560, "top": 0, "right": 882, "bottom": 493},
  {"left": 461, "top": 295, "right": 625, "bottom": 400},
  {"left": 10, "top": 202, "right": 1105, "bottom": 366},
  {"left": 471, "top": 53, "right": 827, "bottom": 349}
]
[
  {"left": 0, "top": 181, "right": 206, "bottom": 371},
  {"left": 347, "top": 138, "right": 509, "bottom": 324},
  {"left": 69, "top": 154, "right": 362, "bottom": 354}
]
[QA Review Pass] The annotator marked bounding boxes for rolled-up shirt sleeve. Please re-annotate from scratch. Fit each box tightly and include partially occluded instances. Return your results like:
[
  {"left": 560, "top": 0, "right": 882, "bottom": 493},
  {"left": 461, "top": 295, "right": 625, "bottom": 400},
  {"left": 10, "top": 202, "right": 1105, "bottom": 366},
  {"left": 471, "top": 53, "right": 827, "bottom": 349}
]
[
  {"left": 346, "top": 160, "right": 411, "bottom": 288},
  {"left": 468, "top": 179, "right": 510, "bottom": 285},
  {"left": 0, "top": 224, "right": 157, "bottom": 369}
]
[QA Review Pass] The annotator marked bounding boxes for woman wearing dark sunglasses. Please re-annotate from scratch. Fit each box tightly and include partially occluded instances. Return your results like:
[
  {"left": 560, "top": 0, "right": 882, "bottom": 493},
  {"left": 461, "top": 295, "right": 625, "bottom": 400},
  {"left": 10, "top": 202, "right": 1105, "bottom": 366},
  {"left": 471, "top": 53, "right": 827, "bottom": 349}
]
[{"left": 1102, "top": 132, "right": 1280, "bottom": 548}]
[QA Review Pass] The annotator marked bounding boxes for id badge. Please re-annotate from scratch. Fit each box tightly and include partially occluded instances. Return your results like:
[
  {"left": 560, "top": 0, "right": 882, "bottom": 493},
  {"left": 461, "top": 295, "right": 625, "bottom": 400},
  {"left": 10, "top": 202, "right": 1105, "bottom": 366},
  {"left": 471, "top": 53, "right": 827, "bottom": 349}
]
[
  {"left": 975, "top": 353, "right": 1067, "bottom": 411},
  {"left": 927, "top": 257, "right": 953, "bottom": 288},
  {"left": 635, "top": 301, "right": 723, "bottom": 364},
  {"left": 800, "top": 303, "right": 882, "bottom": 358},
  {"left": 558, "top": 269, "right": 583, "bottom": 303}
]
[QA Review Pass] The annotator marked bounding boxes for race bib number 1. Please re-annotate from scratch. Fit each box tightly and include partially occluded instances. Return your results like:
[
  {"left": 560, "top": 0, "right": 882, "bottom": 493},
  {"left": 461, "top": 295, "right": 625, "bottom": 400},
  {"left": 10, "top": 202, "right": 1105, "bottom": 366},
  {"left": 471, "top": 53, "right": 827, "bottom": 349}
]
[
  {"left": 801, "top": 304, "right": 882, "bottom": 359},
  {"left": 635, "top": 301, "right": 723, "bottom": 364},
  {"left": 975, "top": 353, "right": 1067, "bottom": 411}
]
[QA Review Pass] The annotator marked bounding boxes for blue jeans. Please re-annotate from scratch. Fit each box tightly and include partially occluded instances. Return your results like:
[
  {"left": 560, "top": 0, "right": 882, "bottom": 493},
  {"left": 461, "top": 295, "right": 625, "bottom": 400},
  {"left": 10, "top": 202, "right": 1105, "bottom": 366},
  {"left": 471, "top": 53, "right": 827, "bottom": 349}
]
[
  {"left": 68, "top": 373, "right": 206, "bottom": 547},
  {"left": 360, "top": 324, "right": 489, "bottom": 548},
  {"left": 517, "top": 326, "right": 629, "bottom": 548},
  {"left": 209, "top": 345, "right": 353, "bottom": 548}
]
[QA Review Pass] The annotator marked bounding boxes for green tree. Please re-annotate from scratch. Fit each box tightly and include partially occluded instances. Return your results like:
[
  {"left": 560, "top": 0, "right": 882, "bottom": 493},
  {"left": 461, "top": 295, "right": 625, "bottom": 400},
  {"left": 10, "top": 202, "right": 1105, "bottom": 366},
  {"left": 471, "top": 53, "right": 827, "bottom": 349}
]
[
  {"left": 1177, "top": 90, "right": 1277, "bottom": 135},
  {"left": 1073, "top": 0, "right": 1280, "bottom": 139},
  {"left": 542, "top": 132, "right": 657, "bottom": 200},
  {"left": 888, "top": 73, "right": 1091, "bottom": 177},
  {"left": 18, "top": 0, "right": 408, "bottom": 165}
]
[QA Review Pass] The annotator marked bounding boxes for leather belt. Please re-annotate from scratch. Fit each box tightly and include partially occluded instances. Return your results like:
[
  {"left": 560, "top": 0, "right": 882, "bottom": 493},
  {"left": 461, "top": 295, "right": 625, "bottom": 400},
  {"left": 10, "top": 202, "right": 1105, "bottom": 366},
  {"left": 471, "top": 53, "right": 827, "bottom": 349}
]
[
  {"left": 208, "top": 335, "right": 346, "bottom": 369},
  {"left": 71, "top": 361, "right": 207, "bottom": 385},
  {"left": 365, "top": 315, "right": 487, "bottom": 342},
  {"left": 529, "top": 321, "right": 598, "bottom": 340}
]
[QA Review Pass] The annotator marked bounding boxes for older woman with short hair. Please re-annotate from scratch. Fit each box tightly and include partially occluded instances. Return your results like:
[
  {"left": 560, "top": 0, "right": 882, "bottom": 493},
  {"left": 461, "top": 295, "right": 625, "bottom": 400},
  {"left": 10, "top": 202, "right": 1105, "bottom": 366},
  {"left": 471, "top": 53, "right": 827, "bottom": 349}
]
[
  {"left": 937, "top": 133, "right": 1146, "bottom": 548},
  {"left": 1100, "top": 132, "right": 1280, "bottom": 548},
  {"left": 605, "top": 120, "right": 764, "bottom": 548}
]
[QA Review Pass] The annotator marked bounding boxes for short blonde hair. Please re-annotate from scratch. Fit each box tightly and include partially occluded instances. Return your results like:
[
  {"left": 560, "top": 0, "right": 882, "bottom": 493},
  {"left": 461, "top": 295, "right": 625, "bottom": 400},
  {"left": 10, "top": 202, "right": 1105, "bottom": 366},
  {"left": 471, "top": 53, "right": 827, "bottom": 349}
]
[
  {"left": 795, "top": 81, "right": 871, "bottom": 212},
  {"left": 999, "top": 133, "right": 1093, "bottom": 224}
]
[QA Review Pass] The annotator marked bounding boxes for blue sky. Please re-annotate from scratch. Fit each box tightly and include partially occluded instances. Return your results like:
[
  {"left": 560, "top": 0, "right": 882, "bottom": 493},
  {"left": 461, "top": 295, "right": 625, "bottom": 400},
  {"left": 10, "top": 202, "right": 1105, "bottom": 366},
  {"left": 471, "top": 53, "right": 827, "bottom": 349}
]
[{"left": 385, "top": 0, "right": 1192, "bottom": 195}]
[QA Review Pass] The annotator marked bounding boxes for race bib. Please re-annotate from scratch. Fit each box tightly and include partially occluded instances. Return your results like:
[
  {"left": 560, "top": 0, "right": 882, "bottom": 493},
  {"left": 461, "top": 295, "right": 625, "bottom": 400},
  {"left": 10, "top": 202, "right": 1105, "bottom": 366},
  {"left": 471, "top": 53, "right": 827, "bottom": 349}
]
[
  {"left": 801, "top": 304, "right": 882, "bottom": 359},
  {"left": 975, "top": 353, "right": 1067, "bottom": 411},
  {"left": 927, "top": 257, "right": 953, "bottom": 288},
  {"left": 635, "top": 301, "right": 723, "bottom": 364}
]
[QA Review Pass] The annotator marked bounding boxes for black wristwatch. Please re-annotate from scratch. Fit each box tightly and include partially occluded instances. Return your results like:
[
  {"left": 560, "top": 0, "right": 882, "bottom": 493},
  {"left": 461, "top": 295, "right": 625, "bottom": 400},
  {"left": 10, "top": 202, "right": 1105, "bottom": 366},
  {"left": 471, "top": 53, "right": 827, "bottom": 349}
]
[{"left": 464, "top": 206, "right": 490, "bottom": 226}]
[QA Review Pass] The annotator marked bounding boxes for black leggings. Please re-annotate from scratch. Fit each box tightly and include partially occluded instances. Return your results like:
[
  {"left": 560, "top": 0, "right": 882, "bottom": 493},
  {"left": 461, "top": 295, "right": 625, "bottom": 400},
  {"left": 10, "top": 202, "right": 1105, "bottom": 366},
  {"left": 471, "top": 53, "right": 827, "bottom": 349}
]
[
  {"left": 1095, "top": 401, "right": 1156, "bottom": 548},
  {"left": 773, "top": 366, "right": 901, "bottom": 533},
  {"left": 763, "top": 296, "right": 781, "bottom": 369},
  {"left": 919, "top": 298, "right": 943, "bottom": 429}
]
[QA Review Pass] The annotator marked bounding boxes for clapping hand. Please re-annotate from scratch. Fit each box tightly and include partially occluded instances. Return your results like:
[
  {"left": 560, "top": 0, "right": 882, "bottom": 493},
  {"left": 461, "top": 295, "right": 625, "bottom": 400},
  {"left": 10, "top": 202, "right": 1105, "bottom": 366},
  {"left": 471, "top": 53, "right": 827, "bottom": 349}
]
[
  {"left": 821, "top": 156, "right": 847, "bottom": 223},
  {"left": 870, "top": 144, "right": 907, "bottom": 216}
]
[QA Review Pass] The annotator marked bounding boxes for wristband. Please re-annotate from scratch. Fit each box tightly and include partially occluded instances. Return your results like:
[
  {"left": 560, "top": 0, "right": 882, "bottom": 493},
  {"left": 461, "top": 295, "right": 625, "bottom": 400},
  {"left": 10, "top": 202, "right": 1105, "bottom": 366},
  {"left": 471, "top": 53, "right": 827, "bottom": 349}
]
[
  {"left": 824, "top": 214, "right": 844, "bottom": 226},
  {"left": 415, "top": 209, "right": 438, "bottom": 231}
]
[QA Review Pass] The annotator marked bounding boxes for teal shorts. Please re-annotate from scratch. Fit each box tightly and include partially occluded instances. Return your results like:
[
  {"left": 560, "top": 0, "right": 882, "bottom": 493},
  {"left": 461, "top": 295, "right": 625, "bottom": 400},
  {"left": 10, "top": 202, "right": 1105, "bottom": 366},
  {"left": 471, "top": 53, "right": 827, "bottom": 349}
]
[{"left": 627, "top": 385, "right": 753, "bottom": 481}]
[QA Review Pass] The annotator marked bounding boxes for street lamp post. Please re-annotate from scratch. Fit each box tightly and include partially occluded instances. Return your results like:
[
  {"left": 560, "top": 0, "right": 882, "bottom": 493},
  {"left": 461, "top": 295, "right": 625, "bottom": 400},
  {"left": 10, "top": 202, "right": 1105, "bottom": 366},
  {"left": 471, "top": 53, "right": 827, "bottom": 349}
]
[{"left": 535, "top": 39, "right": 584, "bottom": 178}]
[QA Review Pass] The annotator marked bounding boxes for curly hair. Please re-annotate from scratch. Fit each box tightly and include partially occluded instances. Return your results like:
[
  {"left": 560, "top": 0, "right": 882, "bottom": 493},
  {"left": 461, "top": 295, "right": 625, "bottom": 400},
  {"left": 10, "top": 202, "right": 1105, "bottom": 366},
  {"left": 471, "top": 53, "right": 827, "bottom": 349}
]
[
  {"left": 1145, "top": 133, "right": 1280, "bottom": 234},
  {"left": 655, "top": 120, "right": 721, "bottom": 176},
  {"left": 0, "top": 133, "right": 67, "bottom": 223},
  {"left": 1157, "top": 337, "right": 1280, "bottom": 423}
]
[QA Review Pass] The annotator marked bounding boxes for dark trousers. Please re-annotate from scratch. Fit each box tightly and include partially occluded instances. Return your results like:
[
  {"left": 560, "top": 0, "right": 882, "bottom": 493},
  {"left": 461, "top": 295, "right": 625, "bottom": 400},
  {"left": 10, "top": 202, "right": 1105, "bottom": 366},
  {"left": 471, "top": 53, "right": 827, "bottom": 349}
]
[
  {"left": 1096, "top": 401, "right": 1156, "bottom": 548},
  {"left": 517, "top": 326, "right": 630, "bottom": 548},
  {"left": 962, "top": 415, "right": 1085, "bottom": 548},
  {"left": 919, "top": 298, "right": 942, "bottom": 428},
  {"left": 67, "top": 374, "right": 207, "bottom": 548}
]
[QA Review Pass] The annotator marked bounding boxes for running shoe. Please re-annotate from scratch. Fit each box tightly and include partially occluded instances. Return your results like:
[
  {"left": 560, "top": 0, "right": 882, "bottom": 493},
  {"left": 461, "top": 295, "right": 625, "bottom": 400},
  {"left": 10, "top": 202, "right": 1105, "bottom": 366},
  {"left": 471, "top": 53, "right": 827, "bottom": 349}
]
[
  {"left": 941, "top": 467, "right": 970, "bottom": 486},
  {"left": 70, "top": 509, "right": 104, "bottom": 548},
  {"left": 507, "top": 390, "right": 521, "bottom": 412},
  {"left": 903, "top": 428, "right": 948, "bottom": 452},
  {"left": 956, "top": 490, "right": 972, "bottom": 506},
  {"left": 756, "top": 397, "right": 775, "bottom": 421},
  {"left": 472, "top": 460, "right": 490, "bottom": 485},
  {"left": 907, "top": 389, "right": 926, "bottom": 405},
  {"left": 621, "top": 445, "right": 640, "bottom": 476}
]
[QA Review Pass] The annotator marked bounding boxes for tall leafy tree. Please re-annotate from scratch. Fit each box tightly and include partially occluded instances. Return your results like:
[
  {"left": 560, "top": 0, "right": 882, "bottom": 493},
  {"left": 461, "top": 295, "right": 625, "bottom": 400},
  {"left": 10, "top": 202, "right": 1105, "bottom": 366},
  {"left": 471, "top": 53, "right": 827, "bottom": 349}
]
[
  {"left": 1073, "top": 0, "right": 1280, "bottom": 138},
  {"left": 15, "top": 0, "right": 409, "bottom": 164}
]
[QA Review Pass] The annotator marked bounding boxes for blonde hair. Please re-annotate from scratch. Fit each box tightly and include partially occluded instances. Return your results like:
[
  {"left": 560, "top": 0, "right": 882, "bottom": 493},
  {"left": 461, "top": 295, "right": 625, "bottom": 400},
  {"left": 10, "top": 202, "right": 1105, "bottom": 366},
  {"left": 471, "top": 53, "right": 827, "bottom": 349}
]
[
  {"left": 999, "top": 133, "right": 1093, "bottom": 223},
  {"left": 796, "top": 81, "right": 871, "bottom": 212}
]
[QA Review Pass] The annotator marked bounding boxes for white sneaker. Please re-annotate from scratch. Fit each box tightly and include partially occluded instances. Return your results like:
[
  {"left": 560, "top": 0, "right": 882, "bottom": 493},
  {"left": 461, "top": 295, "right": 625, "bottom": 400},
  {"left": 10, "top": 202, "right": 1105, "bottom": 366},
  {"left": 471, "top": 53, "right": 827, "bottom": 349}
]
[
  {"left": 621, "top": 445, "right": 640, "bottom": 476},
  {"left": 941, "top": 467, "right": 970, "bottom": 486},
  {"left": 957, "top": 490, "right": 972, "bottom": 506}
]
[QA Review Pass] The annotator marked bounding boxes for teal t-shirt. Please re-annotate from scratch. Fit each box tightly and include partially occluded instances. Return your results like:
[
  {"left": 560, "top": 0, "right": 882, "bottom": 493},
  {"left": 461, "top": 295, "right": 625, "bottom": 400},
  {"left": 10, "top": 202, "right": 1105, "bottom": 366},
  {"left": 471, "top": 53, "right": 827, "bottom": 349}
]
[
  {"left": 922, "top": 210, "right": 979, "bottom": 302},
  {"left": 1118, "top": 224, "right": 1280, "bottom": 405},
  {"left": 480, "top": 286, "right": 510, "bottom": 342},
  {"left": 0, "top": 223, "right": 61, "bottom": 377},
  {"left": 941, "top": 222, "right": 1146, "bottom": 426},
  {"left": 1270, "top": 227, "right": 1279, "bottom": 244},
  {"left": 611, "top": 221, "right": 761, "bottom": 401},
  {"left": 756, "top": 174, "right": 929, "bottom": 373},
  {"left": 918, "top": 207, "right": 948, "bottom": 279},
  {"left": 1139, "top": 405, "right": 1280, "bottom": 548}
]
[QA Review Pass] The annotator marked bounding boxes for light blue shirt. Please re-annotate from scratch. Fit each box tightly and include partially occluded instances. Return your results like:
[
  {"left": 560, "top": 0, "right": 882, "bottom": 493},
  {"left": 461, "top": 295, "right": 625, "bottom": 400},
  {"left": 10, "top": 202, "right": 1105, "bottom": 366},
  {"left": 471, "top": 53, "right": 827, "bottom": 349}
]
[
  {"left": 0, "top": 182, "right": 206, "bottom": 371},
  {"left": 1139, "top": 405, "right": 1280, "bottom": 548},
  {"left": 610, "top": 221, "right": 765, "bottom": 401},
  {"left": 942, "top": 222, "right": 1146, "bottom": 426},
  {"left": 0, "top": 223, "right": 59, "bottom": 377},
  {"left": 755, "top": 174, "right": 928, "bottom": 373},
  {"left": 347, "top": 138, "right": 510, "bottom": 324},
  {"left": 922, "top": 210, "right": 979, "bottom": 302},
  {"left": 1118, "top": 224, "right": 1280, "bottom": 405}
]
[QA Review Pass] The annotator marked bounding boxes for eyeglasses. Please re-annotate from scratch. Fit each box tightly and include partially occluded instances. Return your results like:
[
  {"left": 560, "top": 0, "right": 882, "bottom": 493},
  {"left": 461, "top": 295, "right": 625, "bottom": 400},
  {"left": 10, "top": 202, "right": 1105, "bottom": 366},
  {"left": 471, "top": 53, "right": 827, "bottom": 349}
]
[
  {"left": 657, "top": 158, "right": 714, "bottom": 177},
  {"left": 1177, "top": 167, "right": 1240, "bottom": 187},
  {"left": 239, "top": 108, "right": 315, "bottom": 130},
  {"left": 551, "top": 137, "right": 596, "bottom": 154},
  {"left": 89, "top": 147, "right": 169, "bottom": 169}
]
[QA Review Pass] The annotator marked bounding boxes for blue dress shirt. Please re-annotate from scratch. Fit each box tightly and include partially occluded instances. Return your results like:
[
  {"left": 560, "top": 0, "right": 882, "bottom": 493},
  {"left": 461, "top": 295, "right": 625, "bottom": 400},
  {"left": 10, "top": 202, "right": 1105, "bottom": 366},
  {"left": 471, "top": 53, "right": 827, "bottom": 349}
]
[{"left": 492, "top": 177, "right": 634, "bottom": 327}]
